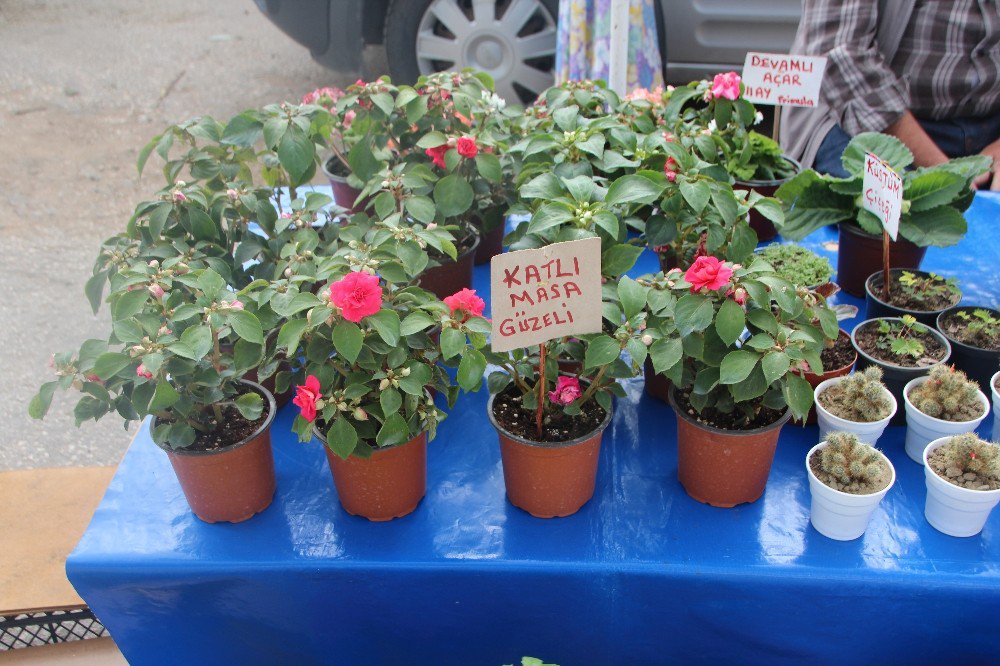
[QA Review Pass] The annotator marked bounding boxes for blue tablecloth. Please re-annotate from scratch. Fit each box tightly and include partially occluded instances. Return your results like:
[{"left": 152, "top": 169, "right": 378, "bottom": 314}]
[{"left": 67, "top": 192, "right": 1000, "bottom": 665}]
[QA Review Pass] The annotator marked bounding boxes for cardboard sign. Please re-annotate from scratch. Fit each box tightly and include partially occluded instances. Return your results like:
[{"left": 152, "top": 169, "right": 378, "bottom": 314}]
[
  {"left": 490, "top": 237, "right": 603, "bottom": 353},
  {"left": 741, "top": 52, "right": 827, "bottom": 107},
  {"left": 862, "top": 153, "right": 903, "bottom": 240}
]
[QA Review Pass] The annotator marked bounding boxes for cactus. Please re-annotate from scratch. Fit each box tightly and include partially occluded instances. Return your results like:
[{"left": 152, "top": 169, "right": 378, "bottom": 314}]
[
  {"left": 907, "top": 365, "right": 984, "bottom": 422},
  {"left": 817, "top": 432, "right": 886, "bottom": 488},
  {"left": 817, "top": 367, "right": 893, "bottom": 422},
  {"left": 930, "top": 434, "right": 1000, "bottom": 490}
]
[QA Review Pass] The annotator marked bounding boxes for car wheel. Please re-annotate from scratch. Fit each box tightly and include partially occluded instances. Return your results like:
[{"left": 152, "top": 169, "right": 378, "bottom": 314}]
[{"left": 384, "top": 0, "right": 559, "bottom": 104}]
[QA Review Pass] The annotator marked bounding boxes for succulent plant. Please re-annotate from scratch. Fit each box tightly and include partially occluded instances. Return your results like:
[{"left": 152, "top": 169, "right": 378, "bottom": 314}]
[
  {"left": 908, "top": 365, "right": 984, "bottom": 422},
  {"left": 817, "top": 367, "right": 893, "bottom": 422},
  {"left": 817, "top": 432, "right": 886, "bottom": 487},
  {"left": 934, "top": 433, "right": 1000, "bottom": 483}
]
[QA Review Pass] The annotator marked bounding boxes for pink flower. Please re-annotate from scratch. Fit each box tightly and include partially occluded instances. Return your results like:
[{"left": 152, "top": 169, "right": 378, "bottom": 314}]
[
  {"left": 548, "top": 376, "right": 582, "bottom": 406},
  {"left": 172, "top": 190, "right": 187, "bottom": 203},
  {"left": 711, "top": 72, "right": 742, "bottom": 101},
  {"left": 443, "top": 288, "right": 485, "bottom": 323},
  {"left": 343, "top": 109, "right": 356, "bottom": 128},
  {"left": 728, "top": 287, "right": 748, "bottom": 305},
  {"left": 685, "top": 256, "right": 733, "bottom": 292},
  {"left": 456, "top": 136, "right": 478, "bottom": 159},
  {"left": 662, "top": 132, "right": 675, "bottom": 143},
  {"left": 227, "top": 188, "right": 239, "bottom": 201},
  {"left": 293, "top": 375, "right": 321, "bottom": 423},
  {"left": 136, "top": 364, "right": 153, "bottom": 380},
  {"left": 302, "top": 86, "right": 343, "bottom": 108},
  {"left": 85, "top": 373, "right": 103, "bottom": 384},
  {"left": 425, "top": 145, "right": 448, "bottom": 169},
  {"left": 229, "top": 299, "right": 244, "bottom": 310},
  {"left": 329, "top": 271, "right": 383, "bottom": 323},
  {"left": 148, "top": 284, "right": 165, "bottom": 299},
  {"left": 663, "top": 156, "right": 679, "bottom": 182}
]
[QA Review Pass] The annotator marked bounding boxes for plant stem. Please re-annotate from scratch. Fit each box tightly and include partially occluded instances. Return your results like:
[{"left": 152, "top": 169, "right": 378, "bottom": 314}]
[
  {"left": 882, "top": 230, "right": 891, "bottom": 302},
  {"left": 536, "top": 343, "right": 546, "bottom": 438}
]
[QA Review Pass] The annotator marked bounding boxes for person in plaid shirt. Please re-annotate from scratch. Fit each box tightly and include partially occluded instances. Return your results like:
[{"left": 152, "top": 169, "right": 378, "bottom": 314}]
[{"left": 780, "top": 0, "right": 999, "bottom": 189}]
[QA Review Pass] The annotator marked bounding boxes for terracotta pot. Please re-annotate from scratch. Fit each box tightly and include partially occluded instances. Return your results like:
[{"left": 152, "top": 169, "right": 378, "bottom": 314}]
[
  {"left": 418, "top": 230, "right": 481, "bottom": 300},
  {"left": 320, "top": 432, "right": 427, "bottom": 521},
  {"left": 801, "top": 329, "right": 857, "bottom": 424},
  {"left": 735, "top": 156, "right": 801, "bottom": 242},
  {"left": 668, "top": 387, "right": 791, "bottom": 508},
  {"left": 156, "top": 381, "right": 277, "bottom": 523},
  {"left": 643, "top": 356, "right": 672, "bottom": 403},
  {"left": 488, "top": 393, "right": 612, "bottom": 518},
  {"left": 473, "top": 219, "right": 505, "bottom": 265},
  {"left": 865, "top": 269, "right": 961, "bottom": 326},
  {"left": 851, "top": 318, "right": 952, "bottom": 425},
  {"left": 322, "top": 156, "right": 368, "bottom": 214},
  {"left": 935, "top": 306, "right": 1000, "bottom": 392},
  {"left": 837, "top": 223, "right": 926, "bottom": 297}
]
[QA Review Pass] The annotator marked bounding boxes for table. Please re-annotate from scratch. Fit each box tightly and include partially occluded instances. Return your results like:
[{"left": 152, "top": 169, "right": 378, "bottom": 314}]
[{"left": 67, "top": 192, "right": 1000, "bottom": 665}]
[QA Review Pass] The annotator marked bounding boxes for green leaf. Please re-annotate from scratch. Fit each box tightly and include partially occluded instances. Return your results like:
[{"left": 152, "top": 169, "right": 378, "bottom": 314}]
[
  {"left": 186, "top": 208, "right": 217, "bottom": 241},
  {"left": 368, "top": 309, "right": 401, "bottom": 347},
  {"left": 900, "top": 205, "right": 967, "bottom": 247},
  {"left": 397, "top": 363, "right": 431, "bottom": 396},
  {"left": 348, "top": 140, "right": 380, "bottom": 183},
  {"left": 220, "top": 113, "right": 263, "bottom": 148},
  {"left": 729, "top": 364, "right": 769, "bottom": 403},
  {"left": 487, "top": 371, "right": 512, "bottom": 394},
  {"left": 277, "top": 319, "right": 309, "bottom": 353},
  {"left": 228, "top": 310, "right": 264, "bottom": 345},
  {"left": 604, "top": 174, "right": 666, "bottom": 205},
  {"left": 457, "top": 349, "right": 487, "bottom": 391},
  {"left": 92, "top": 352, "right": 131, "bottom": 380},
  {"left": 842, "top": 132, "right": 913, "bottom": 174},
  {"left": 433, "top": 174, "right": 474, "bottom": 218},
  {"left": 585, "top": 335, "right": 620, "bottom": 369},
  {"left": 679, "top": 179, "right": 711, "bottom": 213},
  {"left": 148, "top": 381, "right": 180, "bottom": 411},
  {"left": 376, "top": 413, "right": 410, "bottom": 448},
  {"left": 783, "top": 372, "right": 814, "bottom": 421},
  {"left": 416, "top": 131, "right": 447, "bottom": 148},
  {"left": 198, "top": 269, "right": 227, "bottom": 300},
  {"left": 649, "top": 337, "right": 682, "bottom": 374},
  {"left": 617, "top": 276, "right": 648, "bottom": 320},
  {"left": 28, "top": 382, "right": 58, "bottom": 419},
  {"left": 673, "top": 294, "right": 714, "bottom": 336},
  {"left": 380, "top": 387, "right": 402, "bottom": 417},
  {"left": 526, "top": 203, "right": 574, "bottom": 234},
  {"left": 84, "top": 273, "right": 107, "bottom": 314},
  {"left": 904, "top": 170, "right": 966, "bottom": 212},
  {"left": 475, "top": 153, "right": 502, "bottom": 182},
  {"left": 169, "top": 326, "right": 213, "bottom": 360},
  {"left": 747, "top": 308, "right": 779, "bottom": 335},
  {"left": 112, "top": 289, "right": 148, "bottom": 321},
  {"left": 325, "top": 417, "right": 358, "bottom": 459},
  {"left": 332, "top": 321, "right": 364, "bottom": 364},
  {"left": 405, "top": 195, "right": 437, "bottom": 224},
  {"left": 761, "top": 351, "right": 791, "bottom": 386},
  {"left": 277, "top": 126, "right": 314, "bottom": 183},
  {"left": 440, "top": 326, "right": 465, "bottom": 360},
  {"left": 520, "top": 172, "right": 566, "bottom": 200},
  {"left": 400, "top": 311, "right": 435, "bottom": 335},
  {"left": 719, "top": 350, "right": 759, "bottom": 384},
  {"left": 600, "top": 244, "right": 643, "bottom": 277},
  {"left": 714, "top": 298, "right": 745, "bottom": 346}
]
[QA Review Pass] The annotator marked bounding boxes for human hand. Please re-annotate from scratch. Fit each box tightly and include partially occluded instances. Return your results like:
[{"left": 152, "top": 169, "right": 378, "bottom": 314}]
[{"left": 972, "top": 139, "right": 1000, "bottom": 190}]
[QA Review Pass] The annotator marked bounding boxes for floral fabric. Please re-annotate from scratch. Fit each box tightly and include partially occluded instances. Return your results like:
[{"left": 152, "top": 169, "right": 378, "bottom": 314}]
[{"left": 555, "top": 0, "right": 664, "bottom": 91}]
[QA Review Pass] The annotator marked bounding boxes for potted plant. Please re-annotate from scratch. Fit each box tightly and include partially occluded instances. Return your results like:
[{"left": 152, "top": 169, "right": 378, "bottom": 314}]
[
  {"left": 756, "top": 244, "right": 833, "bottom": 289},
  {"left": 936, "top": 306, "right": 1000, "bottom": 392},
  {"left": 813, "top": 367, "right": 896, "bottom": 445},
  {"left": 800, "top": 326, "right": 858, "bottom": 424},
  {"left": 31, "top": 264, "right": 279, "bottom": 524},
  {"left": 284, "top": 271, "right": 489, "bottom": 521},
  {"left": 776, "top": 133, "right": 990, "bottom": 296},
  {"left": 481, "top": 277, "right": 649, "bottom": 518},
  {"left": 640, "top": 256, "right": 828, "bottom": 507},
  {"left": 851, "top": 315, "right": 951, "bottom": 423},
  {"left": 806, "top": 432, "right": 895, "bottom": 540},
  {"left": 865, "top": 269, "right": 961, "bottom": 326},
  {"left": 903, "top": 365, "right": 989, "bottom": 464},
  {"left": 656, "top": 72, "right": 800, "bottom": 240},
  {"left": 923, "top": 433, "right": 1000, "bottom": 537}
]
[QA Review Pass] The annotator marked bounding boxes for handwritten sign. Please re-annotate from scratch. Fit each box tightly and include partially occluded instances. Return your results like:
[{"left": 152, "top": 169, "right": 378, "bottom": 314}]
[
  {"left": 490, "top": 237, "right": 602, "bottom": 353},
  {"left": 862, "top": 153, "right": 903, "bottom": 240},
  {"left": 741, "top": 52, "right": 827, "bottom": 107}
]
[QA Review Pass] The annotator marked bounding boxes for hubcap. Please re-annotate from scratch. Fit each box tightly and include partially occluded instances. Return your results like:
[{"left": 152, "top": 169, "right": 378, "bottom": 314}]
[{"left": 416, "top": 0, "right": 557, "bottom": 103}]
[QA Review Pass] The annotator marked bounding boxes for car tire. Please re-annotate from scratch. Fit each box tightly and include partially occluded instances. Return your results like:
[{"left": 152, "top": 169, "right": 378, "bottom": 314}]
[{"left": 384, "top": 0, "right": 559, "bottom": 104}]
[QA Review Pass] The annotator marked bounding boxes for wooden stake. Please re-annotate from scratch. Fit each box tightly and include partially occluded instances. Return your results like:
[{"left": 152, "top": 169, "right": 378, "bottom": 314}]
[
  {"left": 536, "top": 343, "right": 546, "bottom": 438},
  {"left": 882, "top": 230, "right": 891, "bottom": 302}
]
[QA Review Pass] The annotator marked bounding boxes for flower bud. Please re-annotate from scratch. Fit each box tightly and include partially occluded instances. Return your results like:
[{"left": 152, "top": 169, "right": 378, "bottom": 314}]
[
  {"left": 227, "top": 188, "right": 239, "bottom": 201},
  {"left": 148, "top": 284, "right": 165, "bottom": 299},
  {"left": 400, "top": 367, "right": 411, "bottom": 377},
  {"left": 379, "top": 378, "right": 391, "bottom": 391},
  {"left": 284, "top": 267, "right": 293, "bottom": 278},
  {"left": 148, "top": 259, "right": 159, "bottom": 268},
  {"left": 353, "top": 407, "right": 368, "bottom": 421},
  {"left": 642, "top": 334, "right": 654, "bottom": 346},
  {"left": 229, "top": 299, "right": 244, "bottom": 310},
  {"left": 172, "top": 190, "right": 187, "bottom": 203}
]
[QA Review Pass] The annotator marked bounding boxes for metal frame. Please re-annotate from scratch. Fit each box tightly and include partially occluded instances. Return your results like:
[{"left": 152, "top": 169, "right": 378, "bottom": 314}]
[{"left": 0, "top": 608, "right": 107, "bottom": 650}]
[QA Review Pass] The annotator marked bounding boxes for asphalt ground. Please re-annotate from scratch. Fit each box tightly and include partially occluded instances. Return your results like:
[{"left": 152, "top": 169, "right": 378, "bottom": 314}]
[{"left": 0, "top": 0, "right": 375, "bottom": 469}]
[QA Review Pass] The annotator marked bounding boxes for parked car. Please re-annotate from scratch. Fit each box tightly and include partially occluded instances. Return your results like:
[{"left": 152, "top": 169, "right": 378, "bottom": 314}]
[{"left": 255, "top": 0, "right": 800, "bottom": 103}]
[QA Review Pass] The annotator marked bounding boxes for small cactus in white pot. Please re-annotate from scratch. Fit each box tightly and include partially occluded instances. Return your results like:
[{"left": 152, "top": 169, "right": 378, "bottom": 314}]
[
  {"left": 904, "top": 366, "right": 989, "bottom": 464},
  {"left": 923, "top": 433, "right": 1000, "bottom": 537},
  {"left": 814, "top": 367, "right": 896, "bottom": 445},
  {"left": 991, "top": 370, "right": 1000, "bottom": 442},
  {"left": 806, "top": 432, "right": 895, "bottom": 540}
]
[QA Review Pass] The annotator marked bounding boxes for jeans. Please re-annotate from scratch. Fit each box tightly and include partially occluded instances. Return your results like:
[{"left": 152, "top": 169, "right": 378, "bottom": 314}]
[{"left": 814, "top": 113, "right": 1000, "bottom": 177}]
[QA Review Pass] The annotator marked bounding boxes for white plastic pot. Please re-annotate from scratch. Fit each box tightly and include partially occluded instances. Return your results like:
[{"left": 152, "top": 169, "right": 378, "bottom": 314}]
[
  {"left": 903, "top": 376, "right": 989, "bottom": 464},
  {"left": 806, "top": 442, "right": 895, "bottom": 541},
  {"left": 991, "top": 370, "right": 1000, "bottom": 443},
  {"left": 813, "top": 377, "right": 896, "bottom": 445},
  {"left": 923, "top": 437, "right": 1000, "bottom": 537}
]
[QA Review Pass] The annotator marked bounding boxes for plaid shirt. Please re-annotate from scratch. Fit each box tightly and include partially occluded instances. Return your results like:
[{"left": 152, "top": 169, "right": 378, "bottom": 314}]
[{"left": 799, "top": 0, "right": 1000, "bottom": 134}]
